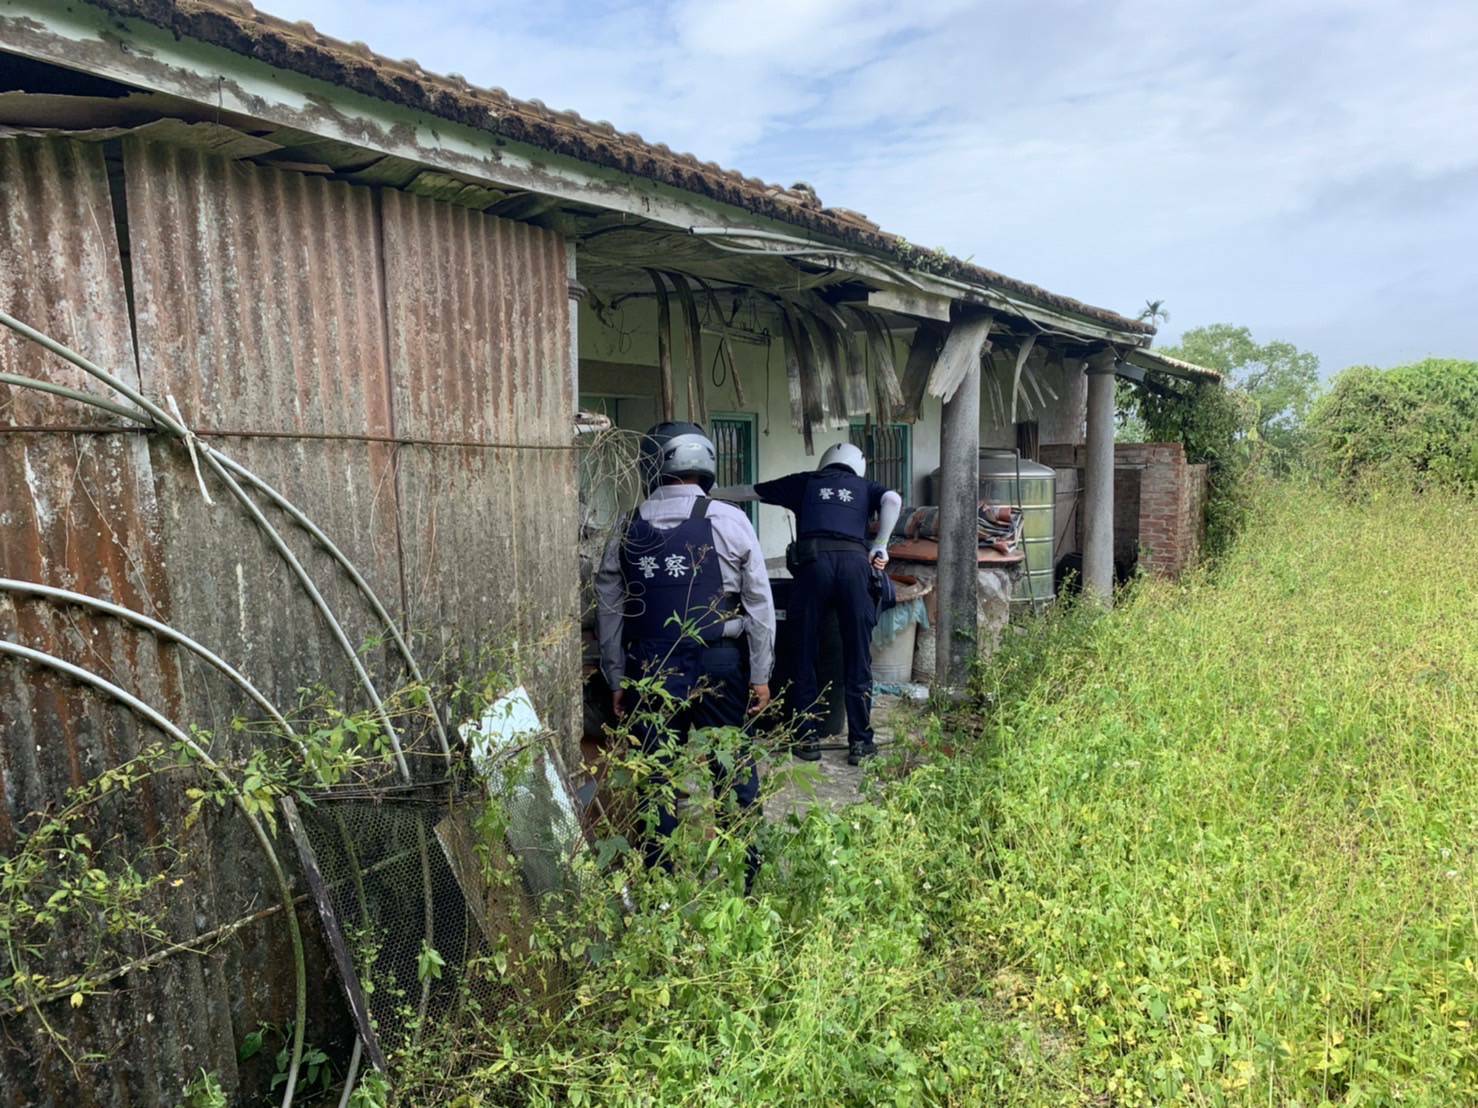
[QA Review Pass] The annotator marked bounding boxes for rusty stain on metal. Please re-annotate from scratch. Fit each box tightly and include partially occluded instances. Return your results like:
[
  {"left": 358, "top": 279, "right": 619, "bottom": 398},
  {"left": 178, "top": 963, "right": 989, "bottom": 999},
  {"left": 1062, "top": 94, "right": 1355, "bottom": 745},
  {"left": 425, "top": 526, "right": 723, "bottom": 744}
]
[
  {"left": 379, "top": 189, "right": 580, "bottom": 738},
  {"left": 2, "top": 128, "right": 582, "bottom": 1102},
  {"left": 0, "top": 135, "right": 227, "bottom": 1103},
  {"left": 124, "top": 136, "right": 409, "bottom": 725}
]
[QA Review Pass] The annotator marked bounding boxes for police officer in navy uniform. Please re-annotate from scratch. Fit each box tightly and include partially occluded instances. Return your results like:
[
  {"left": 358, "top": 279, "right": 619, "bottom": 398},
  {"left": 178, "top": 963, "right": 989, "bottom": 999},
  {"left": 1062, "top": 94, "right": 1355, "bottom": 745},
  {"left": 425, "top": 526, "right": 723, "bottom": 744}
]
[
  {"left": 594, "top": 422, "right": 775, "bottom": 881},
  {"left": 715, "top": 443, "right": 902, "bottom": 764}
]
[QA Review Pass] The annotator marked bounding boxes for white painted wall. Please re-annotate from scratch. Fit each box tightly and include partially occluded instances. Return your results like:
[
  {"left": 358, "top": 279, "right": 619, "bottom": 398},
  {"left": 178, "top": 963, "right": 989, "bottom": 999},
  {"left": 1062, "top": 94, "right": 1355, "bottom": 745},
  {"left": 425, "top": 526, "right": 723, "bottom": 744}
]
[{"left": 577, "top": 298, "right": 1083, "bottom": 561}]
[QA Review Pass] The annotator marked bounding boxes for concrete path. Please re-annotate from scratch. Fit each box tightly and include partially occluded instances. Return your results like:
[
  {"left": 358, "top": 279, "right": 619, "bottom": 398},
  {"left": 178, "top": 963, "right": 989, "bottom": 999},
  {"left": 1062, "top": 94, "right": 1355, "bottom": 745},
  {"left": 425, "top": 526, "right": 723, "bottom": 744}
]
[
  {"left": 761, "top": 693, "right": 920, "bottom": 823},
  {"left": 763, "top": 743, "right": 866, "bottom": 823}
]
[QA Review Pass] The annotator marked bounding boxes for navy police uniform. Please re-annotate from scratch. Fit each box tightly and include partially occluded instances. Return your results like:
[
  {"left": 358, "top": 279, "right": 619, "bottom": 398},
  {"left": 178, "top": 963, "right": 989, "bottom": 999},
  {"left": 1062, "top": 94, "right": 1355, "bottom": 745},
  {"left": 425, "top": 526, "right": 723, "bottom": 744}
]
[
  {"left": 617, "top": 496, "right": 760, "bottom": 872},
  {"left": 756, "top": 465, "right": 887, "bottom": 751}
]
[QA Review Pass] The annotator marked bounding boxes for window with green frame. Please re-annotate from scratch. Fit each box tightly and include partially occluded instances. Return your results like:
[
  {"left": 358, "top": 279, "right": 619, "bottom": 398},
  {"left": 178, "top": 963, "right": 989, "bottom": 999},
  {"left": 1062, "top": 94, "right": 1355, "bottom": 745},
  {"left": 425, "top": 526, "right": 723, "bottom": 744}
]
[
  {"left": 711, "top": 413, "right": 759, "bottom": 528},
  {"left": 849, "top": 422, "right": 911, "bottom": 497}
]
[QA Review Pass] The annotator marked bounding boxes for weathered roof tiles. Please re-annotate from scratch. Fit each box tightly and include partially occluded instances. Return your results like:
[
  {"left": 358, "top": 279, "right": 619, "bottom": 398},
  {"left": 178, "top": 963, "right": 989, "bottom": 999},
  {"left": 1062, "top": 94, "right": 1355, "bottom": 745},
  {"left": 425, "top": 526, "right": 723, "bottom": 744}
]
[{"left": 86, "top": 0, "right": 1155, "bottom": 336}]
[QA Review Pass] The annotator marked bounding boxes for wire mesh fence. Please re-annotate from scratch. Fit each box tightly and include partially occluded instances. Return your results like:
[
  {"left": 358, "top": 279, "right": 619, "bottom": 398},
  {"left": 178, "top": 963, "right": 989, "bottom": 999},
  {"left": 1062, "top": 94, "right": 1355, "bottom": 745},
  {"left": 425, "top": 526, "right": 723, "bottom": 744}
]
[
  {"left": 286, "top": 788, "right": 521, "bottom": 1073},
  {"left": 283, "top": 728, "right": 587, "bottom": 1078}
]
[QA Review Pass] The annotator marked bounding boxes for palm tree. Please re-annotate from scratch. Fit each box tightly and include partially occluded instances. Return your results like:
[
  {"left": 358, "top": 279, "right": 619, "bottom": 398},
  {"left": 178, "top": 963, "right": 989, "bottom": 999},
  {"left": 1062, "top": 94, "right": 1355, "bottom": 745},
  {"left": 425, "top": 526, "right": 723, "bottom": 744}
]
[{"left": 1138, "top": 299, "right": 1170, "bottom": 327}]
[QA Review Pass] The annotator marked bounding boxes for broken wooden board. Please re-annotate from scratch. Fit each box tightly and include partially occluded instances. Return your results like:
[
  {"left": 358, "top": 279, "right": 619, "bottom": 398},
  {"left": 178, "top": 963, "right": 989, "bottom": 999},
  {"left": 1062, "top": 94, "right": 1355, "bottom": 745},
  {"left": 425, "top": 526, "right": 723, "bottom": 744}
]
[
  {"left": 927, "top": 312, "right": 995, "bottom": 403},
  {"left": 851, "top": 285, "right": 952, "bottom": 323},
  {"left": 898, "top": 320, "right": 947, "bottom": 421}
]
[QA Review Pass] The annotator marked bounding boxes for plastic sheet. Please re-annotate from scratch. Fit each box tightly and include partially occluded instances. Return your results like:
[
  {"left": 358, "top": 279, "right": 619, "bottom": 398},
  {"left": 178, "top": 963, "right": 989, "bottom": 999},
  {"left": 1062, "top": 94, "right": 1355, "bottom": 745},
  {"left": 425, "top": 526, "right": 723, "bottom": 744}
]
[{"left": 875, "top": 595, "right": 929, "bottom": 647}]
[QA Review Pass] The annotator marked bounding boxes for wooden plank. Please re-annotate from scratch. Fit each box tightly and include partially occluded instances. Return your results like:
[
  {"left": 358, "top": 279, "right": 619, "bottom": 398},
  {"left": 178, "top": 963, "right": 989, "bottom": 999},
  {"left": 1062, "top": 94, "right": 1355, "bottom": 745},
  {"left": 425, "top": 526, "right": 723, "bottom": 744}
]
[
  {"left": 846, "top": 307, "right": 904, "bottom": 415},
  {"left": 852, "top": 285, "right": 953, "bottom": 323},
  {"left": 789, "top": 306, "right": 835, "bottom": 427},
  {"left": 779, "top": 307, "right": 822, "bottom": 438},
  {"left": 800, "top": 308, "right": 850, "bottom": 426},
  {"left": 645, "top": 269, "right": 675, "bottom": 420},
  {"left": 808, "top": 298, "right": 870, "bottom": 417},
  {"left": 1009, "top": 333, "right": 1037, "bottom": 424},
  {"left": 898, "top": 320, "right": 947, "bottom": 421},
  {"left": 926, "top": 312, "right": 995, "bottom": 403},
  {"left": 670, "top": 273, "right": 707, "bottom": 426},
  {"left": 279, "top": 797, "right": 388, "bottom": 1074}
]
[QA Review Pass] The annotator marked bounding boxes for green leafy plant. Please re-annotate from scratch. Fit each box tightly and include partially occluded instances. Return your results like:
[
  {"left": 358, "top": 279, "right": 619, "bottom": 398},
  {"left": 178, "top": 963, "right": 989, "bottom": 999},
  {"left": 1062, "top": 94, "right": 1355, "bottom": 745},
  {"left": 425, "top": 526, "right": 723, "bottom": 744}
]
[
  {"left": 348, "top": 1069, "right": 391, "bottom": 1107},
  {"left": 417, "top": 941, "right": 446, "bottom": 986},
  {"left": 1308, "top": 358, "right": 1478, "bottom": 490},
  {"left": 238, "top": 1023, "right": 267, "bottom": 1063},
  {"left": 1121, "top": 323, "right": 1324, "bottom": 555},
  {"left": 393, "top": 483, "right": 1477, "bottom": 1107},
  {"left": 181, "top": 1069, "right": 227, "bottom": 1108},
  {"left": 1131, "top": 373, "right": 1258, "bottom": 556},
  {"left": 0, "top": 748, "right": 178, "bottom": 1029}
]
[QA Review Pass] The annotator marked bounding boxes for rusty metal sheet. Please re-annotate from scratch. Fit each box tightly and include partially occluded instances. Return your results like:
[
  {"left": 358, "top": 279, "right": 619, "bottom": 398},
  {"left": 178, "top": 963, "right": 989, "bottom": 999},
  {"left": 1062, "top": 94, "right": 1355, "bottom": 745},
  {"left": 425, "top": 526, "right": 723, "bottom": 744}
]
[
  {"left": 0, "top": 137, "right": 142, "bottom": 429},
  {"left": 379, "top": 191, "right": 579, "bottom": 746},
  {"left": 121, "top": 140, "right": 410, "bottom": 1100},
  {"left": 124, "top": 140, "right": 396, "bottom": 438},
  {"left": 123, "top": 138, "right": 409, "bottom": 730},
  {"left": 0, "top": 136, "right": 244, "bottom": 1105},
  {"left": 1, "top": 135, "right": 580, "bottom": 1104}
]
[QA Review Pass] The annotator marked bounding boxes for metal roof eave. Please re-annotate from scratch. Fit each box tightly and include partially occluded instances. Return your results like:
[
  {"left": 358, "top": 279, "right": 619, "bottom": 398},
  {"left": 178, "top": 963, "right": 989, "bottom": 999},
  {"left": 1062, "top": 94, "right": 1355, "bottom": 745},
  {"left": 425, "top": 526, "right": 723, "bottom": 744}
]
[{"left": 1122, "top": 348, "right": 1223, "bottom": 382}]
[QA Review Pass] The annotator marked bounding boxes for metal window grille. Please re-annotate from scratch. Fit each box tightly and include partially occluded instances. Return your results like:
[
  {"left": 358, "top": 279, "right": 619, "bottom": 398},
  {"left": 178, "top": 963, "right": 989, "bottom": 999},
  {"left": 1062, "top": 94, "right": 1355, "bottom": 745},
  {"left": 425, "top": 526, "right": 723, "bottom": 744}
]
[
  {"left": 850, "top": 423, "right": 911, "bottom": 497},
  {"left": 711, "top": 415, "right": 758, "bottom": 527}
]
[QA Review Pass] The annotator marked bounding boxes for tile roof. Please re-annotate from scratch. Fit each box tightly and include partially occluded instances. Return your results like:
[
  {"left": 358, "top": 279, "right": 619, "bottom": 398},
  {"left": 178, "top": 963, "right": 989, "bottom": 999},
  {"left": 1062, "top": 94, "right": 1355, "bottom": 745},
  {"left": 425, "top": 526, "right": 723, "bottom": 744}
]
[{"left": 86, "top": 0, "right": 1156, "bottom": 337}]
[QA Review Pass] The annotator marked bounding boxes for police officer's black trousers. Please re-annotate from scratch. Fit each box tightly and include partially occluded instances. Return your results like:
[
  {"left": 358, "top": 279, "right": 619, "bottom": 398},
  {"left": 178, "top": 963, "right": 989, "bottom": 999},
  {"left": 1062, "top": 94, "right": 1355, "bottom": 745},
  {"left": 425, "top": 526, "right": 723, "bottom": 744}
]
[
  {"left": 791, "top": 549, "right": 879, "bottom": 747},
  {"left": 628, "top": 641, "right": 761, "bottom": 882}
]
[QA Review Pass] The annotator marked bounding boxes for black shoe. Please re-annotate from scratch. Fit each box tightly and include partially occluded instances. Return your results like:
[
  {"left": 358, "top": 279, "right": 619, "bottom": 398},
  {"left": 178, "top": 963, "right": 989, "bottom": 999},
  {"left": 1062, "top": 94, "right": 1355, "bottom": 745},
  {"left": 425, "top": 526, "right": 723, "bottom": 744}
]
[
  {"left": 846, "top": 741, "right": 878, "bottom": 766},
  {"left": 793, "top": 741, "right": 822, "bottom": 762}
]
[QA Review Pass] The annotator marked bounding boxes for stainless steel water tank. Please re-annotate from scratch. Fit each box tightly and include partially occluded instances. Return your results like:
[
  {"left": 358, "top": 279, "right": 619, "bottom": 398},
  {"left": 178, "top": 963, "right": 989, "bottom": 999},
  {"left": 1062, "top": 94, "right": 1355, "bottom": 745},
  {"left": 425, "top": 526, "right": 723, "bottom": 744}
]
[
  {"left": 978, "top": 450, "right": 1056, "bottom": 606},
  {"left": 927, "top": 452, "right": 1057, "bottom": 607}
]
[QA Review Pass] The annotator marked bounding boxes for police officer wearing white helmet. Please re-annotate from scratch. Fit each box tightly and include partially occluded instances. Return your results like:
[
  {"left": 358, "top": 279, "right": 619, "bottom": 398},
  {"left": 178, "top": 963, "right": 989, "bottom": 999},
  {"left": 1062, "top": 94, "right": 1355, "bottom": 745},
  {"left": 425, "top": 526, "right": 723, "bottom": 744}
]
[
  {"left": 595, "top": 421, "right": 775, "bottom": 881},
  {"left": 715, "top": 442, "right": 902, "bottom": 764}
]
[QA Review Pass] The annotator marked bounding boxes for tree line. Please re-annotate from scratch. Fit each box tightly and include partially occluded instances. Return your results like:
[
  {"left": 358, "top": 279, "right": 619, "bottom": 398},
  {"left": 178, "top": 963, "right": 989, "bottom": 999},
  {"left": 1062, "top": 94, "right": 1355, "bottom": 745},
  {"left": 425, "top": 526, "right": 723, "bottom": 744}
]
[{"left": 1116, "top": 320, "right": 1477, "bottom": 554}]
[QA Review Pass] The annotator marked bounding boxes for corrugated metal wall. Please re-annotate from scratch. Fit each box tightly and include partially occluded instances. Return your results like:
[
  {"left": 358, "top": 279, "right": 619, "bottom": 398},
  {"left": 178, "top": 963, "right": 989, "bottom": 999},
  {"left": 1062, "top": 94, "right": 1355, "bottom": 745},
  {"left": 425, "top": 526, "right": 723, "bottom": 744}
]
[
  {"left": 0, "top": 137, "right": 576, "bottom": 1105},
  {"left": 0, "top": 137, "right": 235, "bottom": 1104},
  {"left": 380, "top": 190, "right": 578, "bottom": 741},
  {"left": 124, "top": 139, "right": 410, "bottom": 738}
]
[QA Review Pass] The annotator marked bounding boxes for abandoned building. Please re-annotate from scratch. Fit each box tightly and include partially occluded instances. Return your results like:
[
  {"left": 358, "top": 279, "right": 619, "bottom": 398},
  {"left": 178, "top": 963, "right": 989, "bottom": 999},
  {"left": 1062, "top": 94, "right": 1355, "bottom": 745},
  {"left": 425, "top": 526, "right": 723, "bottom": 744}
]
[{"left": 0, "top": 0, "right": 1219, "bottom": 1102}]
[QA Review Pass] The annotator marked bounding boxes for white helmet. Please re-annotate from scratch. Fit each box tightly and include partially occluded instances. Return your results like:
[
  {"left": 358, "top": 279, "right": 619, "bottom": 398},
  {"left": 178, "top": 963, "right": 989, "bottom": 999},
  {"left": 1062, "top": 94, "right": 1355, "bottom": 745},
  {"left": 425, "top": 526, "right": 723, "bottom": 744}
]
[
  {"left": 819, "top": 441, "right": 866, "bottom": 477},
  {"left": 639, "top": 421, "right": 718, "bottom": 492}
]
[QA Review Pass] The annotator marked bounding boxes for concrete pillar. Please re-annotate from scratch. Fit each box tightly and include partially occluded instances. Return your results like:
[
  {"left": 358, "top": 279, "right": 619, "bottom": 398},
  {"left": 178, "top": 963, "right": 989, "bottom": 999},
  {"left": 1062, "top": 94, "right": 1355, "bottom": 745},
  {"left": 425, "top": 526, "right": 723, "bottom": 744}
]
[
  {"left": 937, "top": 359, "right": 981, "bottom": 685},
  {"left": 1083, "top": 353, "right": 1116, "bottom": 603},
  {"left": 566, "top": 241, "right": 583, "bottom": 406}
]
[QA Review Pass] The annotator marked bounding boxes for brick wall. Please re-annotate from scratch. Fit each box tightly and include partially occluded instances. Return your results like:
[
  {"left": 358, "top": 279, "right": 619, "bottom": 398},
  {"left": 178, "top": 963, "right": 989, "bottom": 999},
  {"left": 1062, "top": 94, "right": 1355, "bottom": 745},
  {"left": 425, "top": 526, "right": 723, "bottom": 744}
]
[
  {"left": 1185, "top": 463, "right": 1208, "bottom": 565},
  {"left": 1040, "top": 441, "right": 1205, "bottom": 579}
]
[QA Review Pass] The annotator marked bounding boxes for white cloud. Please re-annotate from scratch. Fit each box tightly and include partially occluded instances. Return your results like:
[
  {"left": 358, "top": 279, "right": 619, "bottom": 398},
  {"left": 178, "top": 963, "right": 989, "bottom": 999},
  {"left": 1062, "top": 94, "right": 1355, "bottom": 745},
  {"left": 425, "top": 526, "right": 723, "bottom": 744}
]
[{"left": 276, "top": 0, "right": 1478, "bottom": 371}]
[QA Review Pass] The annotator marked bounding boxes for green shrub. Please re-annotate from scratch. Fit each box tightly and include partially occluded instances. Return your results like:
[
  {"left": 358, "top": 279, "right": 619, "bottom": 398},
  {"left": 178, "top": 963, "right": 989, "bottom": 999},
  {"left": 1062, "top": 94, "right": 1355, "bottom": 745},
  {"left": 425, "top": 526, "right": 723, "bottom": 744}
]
[
  {"left": 1121, "top": 324, "right": 1326, "bottom": 555},
  {"left": 1308, "top": 358, "right": 1478, "bottom": 490}
]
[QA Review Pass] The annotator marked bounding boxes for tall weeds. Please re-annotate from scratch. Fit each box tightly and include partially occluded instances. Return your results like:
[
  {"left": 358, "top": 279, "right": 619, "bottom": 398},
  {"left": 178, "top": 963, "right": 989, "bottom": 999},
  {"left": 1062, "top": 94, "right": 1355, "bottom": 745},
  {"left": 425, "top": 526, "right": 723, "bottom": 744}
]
[{"left": 452, "top": 481, "right": 1475, "bottom": 1106}]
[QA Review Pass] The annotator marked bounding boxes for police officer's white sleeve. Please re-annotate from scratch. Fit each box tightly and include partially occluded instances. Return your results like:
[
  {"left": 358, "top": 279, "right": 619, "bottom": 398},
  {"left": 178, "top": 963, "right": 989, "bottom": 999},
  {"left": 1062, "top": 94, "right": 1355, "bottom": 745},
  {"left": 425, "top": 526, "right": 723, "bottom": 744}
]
[
  {"left": 735, "top": 525, "right": 776, "bottom": 684},
  {"left": 593, "top": 527, "right": 628, "bottom": 689},
  {"left": 873, "top": 490, "right": 903, "bottom": 556}
]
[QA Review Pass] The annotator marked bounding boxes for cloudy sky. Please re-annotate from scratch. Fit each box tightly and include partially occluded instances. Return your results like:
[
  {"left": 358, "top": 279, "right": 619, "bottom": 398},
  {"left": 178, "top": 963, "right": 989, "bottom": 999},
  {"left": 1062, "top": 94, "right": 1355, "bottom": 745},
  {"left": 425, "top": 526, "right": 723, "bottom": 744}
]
[{"left": 282, "top": 0, "right": 1478, "bottom": 375}]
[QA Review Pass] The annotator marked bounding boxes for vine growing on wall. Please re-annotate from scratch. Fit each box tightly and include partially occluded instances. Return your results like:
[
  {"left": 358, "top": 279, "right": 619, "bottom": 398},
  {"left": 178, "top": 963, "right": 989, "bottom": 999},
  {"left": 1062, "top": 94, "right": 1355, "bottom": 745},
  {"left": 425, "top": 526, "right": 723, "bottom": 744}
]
[{"left": 1125, "top": 376, "right": 1258, "bottom": 557}]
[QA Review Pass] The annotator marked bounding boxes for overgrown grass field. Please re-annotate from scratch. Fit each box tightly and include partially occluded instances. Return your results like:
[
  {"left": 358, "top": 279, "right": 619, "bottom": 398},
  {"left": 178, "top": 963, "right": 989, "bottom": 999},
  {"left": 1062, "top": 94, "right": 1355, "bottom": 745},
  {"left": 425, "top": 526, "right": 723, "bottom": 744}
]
[
  {"left": 963, "top": 482, "right": 1477, "bottom": 1104},
  {"left": 482, "top": 483, "right": 1476, "bottom": 1106}
]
